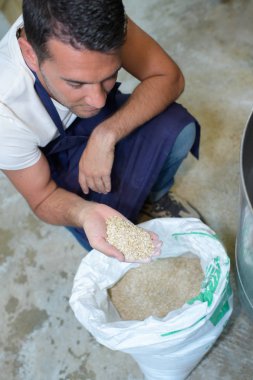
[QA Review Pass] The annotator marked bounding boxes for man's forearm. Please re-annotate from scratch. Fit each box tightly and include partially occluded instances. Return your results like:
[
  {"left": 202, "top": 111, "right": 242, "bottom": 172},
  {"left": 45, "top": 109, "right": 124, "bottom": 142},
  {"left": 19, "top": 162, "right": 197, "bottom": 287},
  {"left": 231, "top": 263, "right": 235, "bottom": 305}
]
[
  {"left": 93, "top": 73, "right": 184, "bottom": 145},
  {"left": 32, "top": 185, "right": 131, "bottom": 261},
  {"left": 33, "top": 186, "right": 91, "bottom": 228}
]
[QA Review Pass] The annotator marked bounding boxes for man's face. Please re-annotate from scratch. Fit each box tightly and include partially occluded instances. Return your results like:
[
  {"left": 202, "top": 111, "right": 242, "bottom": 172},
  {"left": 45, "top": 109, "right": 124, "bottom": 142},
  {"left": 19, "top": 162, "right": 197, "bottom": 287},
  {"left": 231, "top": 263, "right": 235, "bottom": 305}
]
[{"left": 36, "top": 39, "right": 122, "bottom": 118}]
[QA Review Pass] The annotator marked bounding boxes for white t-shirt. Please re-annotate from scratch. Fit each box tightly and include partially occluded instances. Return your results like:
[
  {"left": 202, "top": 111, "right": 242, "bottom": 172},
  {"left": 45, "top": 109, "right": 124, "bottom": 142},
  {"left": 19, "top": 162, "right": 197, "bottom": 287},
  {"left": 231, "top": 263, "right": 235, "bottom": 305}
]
[{"left": 0, "top": 16, "right": 77, "bottom": 170}]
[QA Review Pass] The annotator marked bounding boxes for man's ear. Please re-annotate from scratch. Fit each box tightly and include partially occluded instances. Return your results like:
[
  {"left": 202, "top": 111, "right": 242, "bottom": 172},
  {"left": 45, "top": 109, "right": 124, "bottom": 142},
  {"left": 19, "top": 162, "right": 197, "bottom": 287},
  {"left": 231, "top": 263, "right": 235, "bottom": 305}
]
[{"left": 18, "top": 37, "right": 39, "bottom": 71}]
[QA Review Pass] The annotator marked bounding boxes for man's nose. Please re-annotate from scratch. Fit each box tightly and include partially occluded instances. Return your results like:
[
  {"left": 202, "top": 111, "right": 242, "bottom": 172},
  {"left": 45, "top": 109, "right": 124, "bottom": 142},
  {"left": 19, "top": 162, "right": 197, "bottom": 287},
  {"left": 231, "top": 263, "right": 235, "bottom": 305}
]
[{"left": 86, "top": 83, "right": 107, "bottom": 109}]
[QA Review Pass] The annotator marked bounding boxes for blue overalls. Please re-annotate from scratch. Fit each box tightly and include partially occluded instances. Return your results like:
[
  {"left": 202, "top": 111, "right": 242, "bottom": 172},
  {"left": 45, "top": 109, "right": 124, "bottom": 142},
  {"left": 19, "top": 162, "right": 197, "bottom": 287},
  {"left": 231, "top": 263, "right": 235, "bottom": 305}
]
[{"left": 34, "top": 76, "right": 200, "bottom": 250}]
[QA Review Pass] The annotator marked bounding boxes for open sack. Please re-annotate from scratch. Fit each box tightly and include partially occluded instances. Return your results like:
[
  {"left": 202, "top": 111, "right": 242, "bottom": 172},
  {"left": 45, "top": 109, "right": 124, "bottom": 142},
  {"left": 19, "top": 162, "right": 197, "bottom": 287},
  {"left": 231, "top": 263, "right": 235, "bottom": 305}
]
[{"left": 70, "top": 218, "right": 233, "bottom": 380}]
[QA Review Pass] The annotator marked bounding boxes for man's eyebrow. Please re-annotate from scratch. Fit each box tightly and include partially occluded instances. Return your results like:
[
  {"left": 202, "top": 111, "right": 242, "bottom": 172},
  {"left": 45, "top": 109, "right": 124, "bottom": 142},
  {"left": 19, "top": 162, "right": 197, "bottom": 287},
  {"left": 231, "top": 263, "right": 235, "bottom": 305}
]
[{"left": 60, "top": 67, "right": 121, "bottom": 85}]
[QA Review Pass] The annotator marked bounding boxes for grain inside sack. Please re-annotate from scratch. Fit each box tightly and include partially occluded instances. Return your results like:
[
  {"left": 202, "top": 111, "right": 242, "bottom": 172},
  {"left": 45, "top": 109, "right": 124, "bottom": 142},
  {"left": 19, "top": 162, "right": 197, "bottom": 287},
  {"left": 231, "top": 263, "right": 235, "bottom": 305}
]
[
  {"left": 108, "top": 256, "right": 204, "bottom": 320},
  {"left": 106, "top": 216, "right": 154, "bottom": 261}
]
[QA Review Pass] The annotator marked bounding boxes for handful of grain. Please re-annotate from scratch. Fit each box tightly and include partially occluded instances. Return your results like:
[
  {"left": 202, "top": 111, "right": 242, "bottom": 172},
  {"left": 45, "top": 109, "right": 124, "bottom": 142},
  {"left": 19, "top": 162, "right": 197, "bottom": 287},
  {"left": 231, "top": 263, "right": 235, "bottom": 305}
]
[
  {"left": 108, "top": 256, "right": 203, "bottom": 320},
  {"left": 106, "top": 216, "right": 154, "bottom": 262}
]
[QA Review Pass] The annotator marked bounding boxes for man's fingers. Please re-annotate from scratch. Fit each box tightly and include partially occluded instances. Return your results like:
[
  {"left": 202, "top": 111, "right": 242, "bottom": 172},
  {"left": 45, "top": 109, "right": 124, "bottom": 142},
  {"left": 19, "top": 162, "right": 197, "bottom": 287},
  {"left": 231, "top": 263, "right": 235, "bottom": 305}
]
[
  {"left": 79, "top": 173, "right": 90, "bottom": 194},
  {"left": 79, "top": 173, "right": 101, "bottom": 194},
  {"left": 80, "top": 173, "right": 111, "bottom": 194},
  {"left": 149, "top": 231, "right": 160, "bottom": 241},
  {"left": 102, "top": 175, "right": 111, "bottom": 193},
  {"left": 93, "top": 176, "right": 111, "bottom": 194}
]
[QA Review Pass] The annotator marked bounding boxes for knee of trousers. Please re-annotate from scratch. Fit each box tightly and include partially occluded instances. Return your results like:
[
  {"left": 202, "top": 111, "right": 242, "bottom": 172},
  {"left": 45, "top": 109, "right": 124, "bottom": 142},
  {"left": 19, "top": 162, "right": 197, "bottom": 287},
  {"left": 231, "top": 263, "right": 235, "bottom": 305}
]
[{"left": 168, "top": 121, "right": 197, "bottom": 163}]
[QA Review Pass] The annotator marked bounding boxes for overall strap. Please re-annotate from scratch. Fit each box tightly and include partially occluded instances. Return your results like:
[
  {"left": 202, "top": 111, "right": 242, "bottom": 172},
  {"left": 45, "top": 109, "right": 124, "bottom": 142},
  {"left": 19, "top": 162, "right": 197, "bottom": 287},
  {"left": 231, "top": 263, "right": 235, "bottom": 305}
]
[{"left": 33, "top": 72, "right": 66, "bottom": 135}]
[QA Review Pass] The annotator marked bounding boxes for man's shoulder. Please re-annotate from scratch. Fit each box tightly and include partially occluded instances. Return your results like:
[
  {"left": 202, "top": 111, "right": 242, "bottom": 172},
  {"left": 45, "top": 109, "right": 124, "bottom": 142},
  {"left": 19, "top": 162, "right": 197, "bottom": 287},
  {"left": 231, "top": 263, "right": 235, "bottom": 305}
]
[
  {"left": 0, "top": 15, "right": 29, "bottom": 102},
  {"left": 0, "top": 60, "right": 24, "bottom": 99}
]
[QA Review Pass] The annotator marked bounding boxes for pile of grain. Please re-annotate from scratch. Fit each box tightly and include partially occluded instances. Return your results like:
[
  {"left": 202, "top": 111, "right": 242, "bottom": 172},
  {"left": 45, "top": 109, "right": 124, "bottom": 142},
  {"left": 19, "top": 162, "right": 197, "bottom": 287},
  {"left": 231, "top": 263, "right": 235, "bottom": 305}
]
[
  {"left": 106, "top": 216, "right": 154, "bottom": 262},
  {"left": 108, "top": 256, "right": 203, "bottom": 320}
]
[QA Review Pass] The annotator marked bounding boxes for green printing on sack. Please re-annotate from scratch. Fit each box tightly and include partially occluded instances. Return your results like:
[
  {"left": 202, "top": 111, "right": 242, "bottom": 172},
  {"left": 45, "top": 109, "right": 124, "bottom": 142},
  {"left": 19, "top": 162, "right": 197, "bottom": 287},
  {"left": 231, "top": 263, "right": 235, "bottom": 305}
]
[
  {"left": 161, "top": 259, "right": 230, "bottom": 337},
  {"left": 209, "top": 280, "right": 232, "bottom": 326},
  {"left": 160, "top": 233, "right": 231, "bottom": 337},
  {"left": 188, "top": 257, "right": 222, "bottom": 307},
  {"left": 160, "top": 280, "right": 232, "bottom": 337},
  {"left": 172, "top": 231, "right": 219, "bottom": 240},
  {"left": 161, "top": 315, "right": 206, "bottom": 337}
]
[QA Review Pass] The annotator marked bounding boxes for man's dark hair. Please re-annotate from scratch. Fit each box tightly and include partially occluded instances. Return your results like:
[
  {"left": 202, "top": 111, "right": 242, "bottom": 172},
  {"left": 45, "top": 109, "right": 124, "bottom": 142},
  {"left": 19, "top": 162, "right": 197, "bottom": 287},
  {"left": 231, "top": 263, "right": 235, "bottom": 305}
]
[{"left": 22, "top": 0, "right": 127, "bottom": 62}]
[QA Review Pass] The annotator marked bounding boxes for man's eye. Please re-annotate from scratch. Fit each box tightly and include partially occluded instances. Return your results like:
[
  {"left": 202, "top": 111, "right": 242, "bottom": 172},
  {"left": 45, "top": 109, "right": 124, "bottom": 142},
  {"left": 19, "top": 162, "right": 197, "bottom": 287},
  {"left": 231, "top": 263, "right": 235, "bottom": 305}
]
[{"left": 68, "top": 82, "right": 83, "bottom": 89}]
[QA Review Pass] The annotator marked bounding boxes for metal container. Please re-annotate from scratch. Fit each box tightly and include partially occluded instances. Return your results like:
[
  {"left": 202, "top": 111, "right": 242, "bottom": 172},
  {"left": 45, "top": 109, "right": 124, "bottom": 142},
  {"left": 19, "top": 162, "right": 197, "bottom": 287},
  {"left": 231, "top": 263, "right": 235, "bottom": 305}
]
[{"left": 236, "top": 111, "right": 253, "bottom": 319}]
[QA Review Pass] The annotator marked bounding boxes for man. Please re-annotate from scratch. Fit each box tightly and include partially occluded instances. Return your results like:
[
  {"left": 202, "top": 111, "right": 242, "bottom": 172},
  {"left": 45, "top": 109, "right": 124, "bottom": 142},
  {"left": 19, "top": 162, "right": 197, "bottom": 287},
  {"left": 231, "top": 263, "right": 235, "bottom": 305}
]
[{"left": 0, "top": 0, "right": 200, "bottom": 261}]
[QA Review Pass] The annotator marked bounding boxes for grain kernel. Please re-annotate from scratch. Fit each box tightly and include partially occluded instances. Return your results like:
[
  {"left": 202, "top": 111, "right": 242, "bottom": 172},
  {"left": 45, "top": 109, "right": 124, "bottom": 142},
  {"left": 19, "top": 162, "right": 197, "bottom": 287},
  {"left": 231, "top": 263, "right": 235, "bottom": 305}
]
[{"left": 106, "top": 216, "right": 154, "bottom": 261}]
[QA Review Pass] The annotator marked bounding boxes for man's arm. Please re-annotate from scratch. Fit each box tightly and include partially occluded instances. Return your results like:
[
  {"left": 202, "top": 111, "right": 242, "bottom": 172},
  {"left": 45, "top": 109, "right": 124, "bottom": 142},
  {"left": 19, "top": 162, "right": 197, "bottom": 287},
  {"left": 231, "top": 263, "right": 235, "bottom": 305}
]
[
  {"left": 3, "top": 154, "right": 126, "bottom": 260},
  {"left": 109, "top": 17, "right": 185, "bottom": 137},
  {"left": 79, "top": 17, "right": 185, "bottom": 194}
]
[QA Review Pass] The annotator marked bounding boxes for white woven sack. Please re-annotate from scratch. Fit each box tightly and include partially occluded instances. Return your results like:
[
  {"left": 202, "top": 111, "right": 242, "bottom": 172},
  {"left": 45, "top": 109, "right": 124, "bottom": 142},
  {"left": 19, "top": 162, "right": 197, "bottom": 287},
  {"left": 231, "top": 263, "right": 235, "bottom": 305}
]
[{"left": 70, "top": 218, "right": 233, "bottom": 380}]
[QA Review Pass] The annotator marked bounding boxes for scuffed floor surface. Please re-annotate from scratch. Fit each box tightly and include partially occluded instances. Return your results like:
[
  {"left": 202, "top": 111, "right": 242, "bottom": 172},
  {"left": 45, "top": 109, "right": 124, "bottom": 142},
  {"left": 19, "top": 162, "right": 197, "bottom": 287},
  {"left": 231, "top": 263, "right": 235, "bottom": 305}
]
[{"left": 1, "top": 0, "right": 253, "bottom": 379}]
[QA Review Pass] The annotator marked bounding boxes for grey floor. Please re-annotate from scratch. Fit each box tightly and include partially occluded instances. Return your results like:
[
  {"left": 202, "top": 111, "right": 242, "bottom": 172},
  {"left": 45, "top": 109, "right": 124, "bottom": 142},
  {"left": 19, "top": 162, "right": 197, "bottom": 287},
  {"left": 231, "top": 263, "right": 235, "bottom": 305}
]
[{"left": 1, "top": 1, "right": 253, "bottom": 379}]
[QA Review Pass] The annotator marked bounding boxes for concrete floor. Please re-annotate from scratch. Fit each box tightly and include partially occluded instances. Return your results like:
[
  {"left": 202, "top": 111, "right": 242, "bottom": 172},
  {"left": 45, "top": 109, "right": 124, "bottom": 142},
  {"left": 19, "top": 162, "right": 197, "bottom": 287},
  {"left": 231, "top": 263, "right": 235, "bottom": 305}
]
[{"left": 1, "top": 0, "right": 253, "bottom": 379}]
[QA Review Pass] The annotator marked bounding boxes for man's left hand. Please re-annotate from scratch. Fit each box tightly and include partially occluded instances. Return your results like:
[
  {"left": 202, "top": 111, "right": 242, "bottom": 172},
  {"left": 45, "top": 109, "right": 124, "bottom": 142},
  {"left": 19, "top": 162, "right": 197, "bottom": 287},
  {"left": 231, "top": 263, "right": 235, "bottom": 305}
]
[{"left": 78, "top": 129, "right": 115, "bottom": 194}]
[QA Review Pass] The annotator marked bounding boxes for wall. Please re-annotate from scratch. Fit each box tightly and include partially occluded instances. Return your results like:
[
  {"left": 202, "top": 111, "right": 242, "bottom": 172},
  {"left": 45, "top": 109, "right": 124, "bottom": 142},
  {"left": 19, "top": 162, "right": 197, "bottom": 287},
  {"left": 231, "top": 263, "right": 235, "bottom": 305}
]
[{"left": 0, "top": 0, "right": 21, "bottom": 24}]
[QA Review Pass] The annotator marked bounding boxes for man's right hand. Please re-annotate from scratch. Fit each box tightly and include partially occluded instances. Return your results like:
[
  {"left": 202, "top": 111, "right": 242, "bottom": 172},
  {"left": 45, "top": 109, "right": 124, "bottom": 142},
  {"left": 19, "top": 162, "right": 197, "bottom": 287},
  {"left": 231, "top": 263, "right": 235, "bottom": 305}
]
[
  {"left": 82, "top": 202, "right": 162, "bottom": 262},
  {"left": 81, "top": 202, "right": 128, "bottom": 261}
]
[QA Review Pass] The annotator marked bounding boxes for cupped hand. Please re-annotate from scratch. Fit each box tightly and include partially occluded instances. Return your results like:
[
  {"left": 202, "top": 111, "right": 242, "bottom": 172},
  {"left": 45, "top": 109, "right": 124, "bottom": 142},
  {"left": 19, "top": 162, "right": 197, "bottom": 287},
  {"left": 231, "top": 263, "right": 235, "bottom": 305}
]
[
  {"left": 82, "top": 202, "right": 126, "bottom": 261},
  {"left": 82, "top": 202, "right": 162, "bottom": 262}
]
